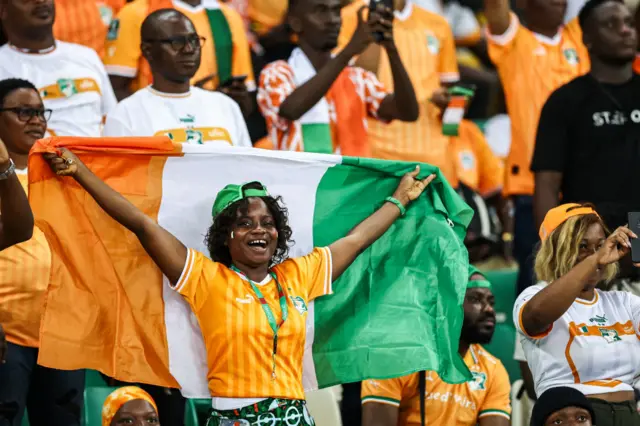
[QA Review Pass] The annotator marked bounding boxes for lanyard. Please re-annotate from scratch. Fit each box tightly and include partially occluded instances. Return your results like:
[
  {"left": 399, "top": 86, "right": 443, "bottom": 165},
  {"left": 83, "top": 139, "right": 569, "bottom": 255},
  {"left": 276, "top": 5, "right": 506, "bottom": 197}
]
[{"left": 231, "top": 266, "right": 288, "bottom": 380}]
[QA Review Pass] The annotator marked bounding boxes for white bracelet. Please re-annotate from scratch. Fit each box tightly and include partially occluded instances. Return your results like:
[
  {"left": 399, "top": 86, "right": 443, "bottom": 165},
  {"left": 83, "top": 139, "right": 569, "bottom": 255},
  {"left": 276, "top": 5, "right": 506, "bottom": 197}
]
[{"left": 0, "top": 159, "right": 15, "bottom": 180}]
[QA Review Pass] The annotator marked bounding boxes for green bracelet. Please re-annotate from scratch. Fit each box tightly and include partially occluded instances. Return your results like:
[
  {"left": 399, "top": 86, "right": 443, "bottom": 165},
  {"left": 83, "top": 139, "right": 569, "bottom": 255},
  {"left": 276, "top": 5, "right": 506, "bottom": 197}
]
[{"left": 385, "top": 197, "right": 406, "bottom": 216}]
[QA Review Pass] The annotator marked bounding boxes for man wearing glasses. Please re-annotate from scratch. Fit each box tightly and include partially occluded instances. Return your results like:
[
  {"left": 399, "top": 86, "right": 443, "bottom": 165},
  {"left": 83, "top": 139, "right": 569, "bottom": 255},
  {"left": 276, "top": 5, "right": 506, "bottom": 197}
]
[
  {"left": 0, "top": 0, "right": 117, "bottom": 138},
  {"left": 103, "top": 8, "right": 252, "bottom": 149}
]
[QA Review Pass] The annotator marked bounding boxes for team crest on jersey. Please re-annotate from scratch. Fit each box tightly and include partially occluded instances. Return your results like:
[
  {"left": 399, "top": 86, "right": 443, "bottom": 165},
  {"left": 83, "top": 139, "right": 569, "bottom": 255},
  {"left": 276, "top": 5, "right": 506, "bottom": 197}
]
[
  {"left": 426, "top": 34, "right": 440, "bottom": 54},
  {"left": 290, "top": 296, "right": 308, "bottom": 315},
  {"left": 563, "top": 48, "right": 579, "bottom": 66},
  {"left": 185, "top": 129, "right": 204, "bottom": 144},
  {"left": 599, "top": 328, "right": 622, "bottom": 343},
  {"left": 107, "top": 19, "right": 120, "bottom": 41},
  {"left": 467, "top": 371, "right": 487, "bottom": 391},
  {"left": 57, "top": 79, "right": 78, "bottom": 98}
]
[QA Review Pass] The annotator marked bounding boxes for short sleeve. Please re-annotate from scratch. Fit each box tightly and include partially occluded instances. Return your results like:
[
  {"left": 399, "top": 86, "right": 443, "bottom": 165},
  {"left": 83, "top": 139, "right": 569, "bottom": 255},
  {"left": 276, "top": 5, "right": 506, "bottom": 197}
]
[
  {"left": 530, "top": 88, "right": 570, "bottom": 173},
  {"left": 104, "top": 3, "right": 143, "bottom": 77},
  {"left": 350, "top": 67, "right": 389, "bottom": 120},
  {"left": 280, "top": 247, "right": 333, "bottom": 302},
  {"left": 478, "top": 361, "right": 512, "bottom": 421},
  {"left": 471, "top": 123, "right": 504, "bottom": 196},
  {"left": 437, "top": 24, "right": 460, "bottom": 83},
  {"left": 361, "top": 376, "right": 410, "bottom": 407},
  {"left": 103, "top": 108, "right": 134, "bottom": 136},
  {"left": 257, "top": 61, "right": 296, "bottom": 132},
  {"left": 486, "top": 13, "right": 523, "bottom": 66},
  {"left": 173, "top": 248, "right": 220, "bottom": 312},
  {"left": 513, "top": 337, "right": 526, "bottom": 362},
  {"left": 513, "top": 284, "right": 552, "bottom": 339},
  {"left": 224, "top": 5, "right": 256, "bottom": 91}
]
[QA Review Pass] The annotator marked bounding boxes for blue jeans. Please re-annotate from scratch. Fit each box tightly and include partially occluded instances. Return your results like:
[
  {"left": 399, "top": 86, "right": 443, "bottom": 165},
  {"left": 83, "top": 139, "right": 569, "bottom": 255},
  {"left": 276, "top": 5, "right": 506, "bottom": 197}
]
[{"left": 513, "top": 196, "right": 538, "bottom": 296}]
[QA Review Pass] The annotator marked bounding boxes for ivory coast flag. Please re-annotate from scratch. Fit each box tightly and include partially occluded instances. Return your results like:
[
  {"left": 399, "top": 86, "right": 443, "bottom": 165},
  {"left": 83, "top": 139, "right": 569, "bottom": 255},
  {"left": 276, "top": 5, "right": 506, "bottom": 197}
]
[{"left": 28, "top": 137, "right": 473, "bottom": 398}]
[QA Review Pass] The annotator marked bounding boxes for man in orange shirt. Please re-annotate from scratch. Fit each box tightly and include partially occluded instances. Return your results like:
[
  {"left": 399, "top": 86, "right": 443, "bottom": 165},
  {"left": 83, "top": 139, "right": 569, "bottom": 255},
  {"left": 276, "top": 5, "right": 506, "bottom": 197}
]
[
  {"left": 484, "top": 0, "right": 590, "bottom": 296},
  {"left": 338, "top": 0, "right": 462, "bottom": 186},
  {"left": 361, "top": 267, "right": 511, "bottom": 426}
]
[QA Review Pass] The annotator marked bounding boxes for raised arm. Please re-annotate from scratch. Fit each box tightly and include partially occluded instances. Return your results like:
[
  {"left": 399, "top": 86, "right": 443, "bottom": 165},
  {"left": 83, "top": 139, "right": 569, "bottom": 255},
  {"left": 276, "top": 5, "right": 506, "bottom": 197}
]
[
  {"left": 329, "top": 167, "right": 435, "bottom": 281},
  {"left": 0, "top": 139, "right": 34, "bottom": 251},
  {"left": 483, "top": 0, "right": 511, "bottom": 36},
  {"left": 374, "top": 6, "right": 419, "bottom": 122},
  {"left": 521, "top": 227, "right": 635, "bottom": 336},
  {"left": 278, "top": 6, "right": 375, "bottom": 121},
  {"left": 44, "top": 149, "right": 187, "bottom": 285}
]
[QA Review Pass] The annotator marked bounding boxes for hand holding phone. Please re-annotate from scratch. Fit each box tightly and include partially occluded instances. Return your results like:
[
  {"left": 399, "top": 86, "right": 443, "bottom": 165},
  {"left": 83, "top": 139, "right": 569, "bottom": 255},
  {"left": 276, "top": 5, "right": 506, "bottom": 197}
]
[
  {"left": 628, "top": 212, "right": 640, "bottom": 263},
  {"left": 368, "top": 0, "right": 394, "bottom": 42}
]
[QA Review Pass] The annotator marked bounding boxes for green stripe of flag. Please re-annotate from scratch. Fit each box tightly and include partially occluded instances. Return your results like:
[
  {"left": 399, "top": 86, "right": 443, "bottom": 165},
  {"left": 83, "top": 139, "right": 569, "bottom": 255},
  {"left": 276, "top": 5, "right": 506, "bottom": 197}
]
[
  {"left": 478, "top": 409, "right": 511, "bottom": 418},
  {"left": 311, "top": 156, "right": 473, "bottom": 387}
]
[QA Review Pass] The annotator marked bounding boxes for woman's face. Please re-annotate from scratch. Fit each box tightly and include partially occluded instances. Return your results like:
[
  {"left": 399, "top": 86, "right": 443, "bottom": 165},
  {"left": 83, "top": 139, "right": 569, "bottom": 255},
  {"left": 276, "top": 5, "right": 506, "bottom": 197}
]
[
  {"left": 576, "top": 222, "right": 606, "bottom": 286},
  {"left": 0, "top": 88, "right": 47, "bottom": 155},
  {"left": 227, "top": 197, "right": 279, "bottom": 268},
  {"left": 111, "top": 399, "right": 159, "bottom": 425},
  {"left": 544, "top": 406, "right": 592, "bottom": 425}
]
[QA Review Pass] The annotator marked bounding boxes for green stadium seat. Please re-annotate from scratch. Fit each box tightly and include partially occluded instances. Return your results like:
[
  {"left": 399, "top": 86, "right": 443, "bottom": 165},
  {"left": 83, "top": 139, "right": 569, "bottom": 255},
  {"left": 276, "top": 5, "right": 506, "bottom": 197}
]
[
  {"left": 84, "top": 386, "right": 118, "bottom": 426},
  {"left": 184, "top": 399, "right": 200, "bottom": 426},
  {"left": 482, "top": 269, "right": 521, "bottom": 384},
  {"left": 85, "top": 370, "right": 108, "bottom": 388},
  {"left": 20, "top": 413, "right": 29, "bottom": 426}
]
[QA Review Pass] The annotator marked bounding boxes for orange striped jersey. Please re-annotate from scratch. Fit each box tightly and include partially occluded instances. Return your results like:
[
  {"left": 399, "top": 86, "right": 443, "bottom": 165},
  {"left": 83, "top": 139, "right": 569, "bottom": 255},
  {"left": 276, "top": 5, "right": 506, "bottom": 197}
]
[
  {"left": 514, "top": 283, "right": 640, "bottom": 397},
  {"left": 0, "top": 172, "right": 51, "bottom": 348},
  {"left": 451, "top": 120, "right": 503, "bottom": 196},
  {"left": 361, "top": 344, "right": 511, "bottom": 425},
  {"left": 174, "top": 247, "right": 333, "bottom": 399},
  {"left": 487, "top": 14, "right": 589, "bottom": 196},
  {"left": 338, "top": 1, "right": 460, "bottom": 187},
  {"left": 104, "top": 0, "right": 254, "bottom": 92},
  {"left": 53, "top": 0, "right": 125, "bottom": 59}
]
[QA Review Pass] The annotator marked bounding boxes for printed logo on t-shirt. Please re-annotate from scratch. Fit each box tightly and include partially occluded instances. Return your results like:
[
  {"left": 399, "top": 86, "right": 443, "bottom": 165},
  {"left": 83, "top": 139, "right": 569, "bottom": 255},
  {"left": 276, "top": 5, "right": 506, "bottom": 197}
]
[
  {"left": 467, "top": 372, "right": 487, "bottom": 391},
  {"left": 57, "top": 79, "right": 78, "bottom": 98},
  {"left": 426, "top": 33, "right": 440, "bottom": 54},
  {"left": 593, "top": 110, "right": 640, "bottom": 126},
  {"left": 563, "top": 48, "right": 579, "bottom": 66},
  {"left": 589, "top": 315, "right": 607, "bottom": 324},
  {"left": 179, "top": 114, "right": 196, "bottom": 124},
  {"left": 107, "top": 19, "right": 120, "bottom": 41},
  {"left": 290, "top": 296, "right": 308, "bottom": 316},
  {"left": 156, "top": 127, "right": 232, "bottom": 145},
  {"left": 599, "top": 328, "right": 622, "bottom": 343}
]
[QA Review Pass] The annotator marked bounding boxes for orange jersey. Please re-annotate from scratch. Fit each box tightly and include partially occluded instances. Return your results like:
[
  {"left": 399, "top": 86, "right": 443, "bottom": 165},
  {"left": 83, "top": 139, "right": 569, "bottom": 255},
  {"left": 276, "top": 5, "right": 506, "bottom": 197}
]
[
  {"left": 54, "top": 0, "right": 125, "bottom": 59},
  {"left": 248, "top": 0, "right": 288, "bottom": 36},
  {"left": 339, "top": 1, "right": 460, "bottom": 186},
  {"left": 362, "top": 345, "right": 511, "bottom": 425},
  {"left": 487, "top": 14, "right": 589, "bottom": 196},
  {"left": 104, "top": 0, "right": 254, "bottom": 92},
  {"left": 174, "top": 247, "right": 333, "bottom": 399},
  {"left": 451, "top": 120, "right": 503, "bottom": 196},
  {"left": 0, "top": 172, "right": 51, "bottom": 348}
]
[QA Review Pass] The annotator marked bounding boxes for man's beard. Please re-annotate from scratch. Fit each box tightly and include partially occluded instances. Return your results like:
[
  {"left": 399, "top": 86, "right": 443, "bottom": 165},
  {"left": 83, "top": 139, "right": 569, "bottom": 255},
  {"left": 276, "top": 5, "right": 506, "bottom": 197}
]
[{"left": 460, "top": 319, "right": 494, "bottom": 345}]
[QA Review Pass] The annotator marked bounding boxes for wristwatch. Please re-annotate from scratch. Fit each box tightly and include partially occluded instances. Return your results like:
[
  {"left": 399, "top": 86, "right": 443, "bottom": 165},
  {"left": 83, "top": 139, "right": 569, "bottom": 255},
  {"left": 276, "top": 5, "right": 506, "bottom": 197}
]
[{"left": 0, "top": 159, "right": 15, "bottom": 180}]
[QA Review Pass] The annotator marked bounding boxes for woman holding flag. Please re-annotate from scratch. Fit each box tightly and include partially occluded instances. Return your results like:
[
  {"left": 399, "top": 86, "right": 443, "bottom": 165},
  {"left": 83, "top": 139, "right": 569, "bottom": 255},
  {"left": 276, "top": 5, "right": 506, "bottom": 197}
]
[{"left": 44, "top": 148, "right": 435, "bottom": 425}]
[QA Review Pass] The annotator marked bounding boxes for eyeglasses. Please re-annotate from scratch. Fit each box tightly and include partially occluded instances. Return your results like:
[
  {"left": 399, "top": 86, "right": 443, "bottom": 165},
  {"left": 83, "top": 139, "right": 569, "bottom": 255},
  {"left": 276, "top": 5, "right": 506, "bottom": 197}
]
[
  {"left": 143, "top": 35, "right": 206, "bottom": 51},
  {"left": 0, "top": 107, "right": 52, "bottom": 122}
]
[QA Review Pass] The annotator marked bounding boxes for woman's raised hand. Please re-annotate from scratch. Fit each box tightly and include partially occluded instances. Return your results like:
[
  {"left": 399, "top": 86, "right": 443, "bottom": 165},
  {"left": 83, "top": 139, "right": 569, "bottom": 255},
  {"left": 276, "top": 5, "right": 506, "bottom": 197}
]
[
  {"left": 392, "top": 166, "right": 436, "bottom": 207},
  {"left": 43, "top": 148, "right": 79, "bottom": 177},
  {"left": 596, "top": 226, "right": 637, "bottom": 266}
]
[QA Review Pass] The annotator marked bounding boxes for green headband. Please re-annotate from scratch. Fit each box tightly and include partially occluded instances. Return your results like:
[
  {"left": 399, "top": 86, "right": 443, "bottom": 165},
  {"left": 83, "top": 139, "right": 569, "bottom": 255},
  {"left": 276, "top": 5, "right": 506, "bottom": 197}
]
[
  {"left": 212, "top": 181, "right": 269, "bottom": 217},
  {"left": 467, "top": 264, "right": 492, "bottom": 290}
]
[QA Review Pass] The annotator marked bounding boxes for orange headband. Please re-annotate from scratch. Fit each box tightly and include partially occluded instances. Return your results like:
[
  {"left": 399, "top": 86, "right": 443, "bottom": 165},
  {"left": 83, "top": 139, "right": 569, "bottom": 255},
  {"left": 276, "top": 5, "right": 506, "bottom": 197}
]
[
  {"left": 102, "top": 386, "right": 158, "bottom": 426},
  {"left": 539, "top": 203, "right": 600, "bottom": 241}
]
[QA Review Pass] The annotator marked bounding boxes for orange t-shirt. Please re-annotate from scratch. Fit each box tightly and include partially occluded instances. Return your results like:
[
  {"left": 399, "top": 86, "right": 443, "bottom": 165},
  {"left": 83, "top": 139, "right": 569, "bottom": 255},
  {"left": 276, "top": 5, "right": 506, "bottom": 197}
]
[
  {"left": 54, "top": 0, "right": 125, "bottom": 59},
  {"left": 487, "top": 14, "right": 589, "bottom": 196},
  {"left": 361, "top": 345, "right": 511, "bottom": 425},
  {"left": 174, "top": 247, "right": 333, "bottom": 398},
  {"left": 451, "top": 120, "right": 503, "bottom": 196},
  {"left": 0, "top": 172, "right": 52, "bottom": 348},
  {"left": 339, "top": 1, "right": 460, "bottom": 186}
]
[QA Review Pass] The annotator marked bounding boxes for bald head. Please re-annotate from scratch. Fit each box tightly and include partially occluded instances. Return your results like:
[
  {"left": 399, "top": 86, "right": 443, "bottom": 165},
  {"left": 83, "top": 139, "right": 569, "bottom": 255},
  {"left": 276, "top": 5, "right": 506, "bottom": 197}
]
[{"left": 141, "top": 8, "right": 192, "bottom": 40}]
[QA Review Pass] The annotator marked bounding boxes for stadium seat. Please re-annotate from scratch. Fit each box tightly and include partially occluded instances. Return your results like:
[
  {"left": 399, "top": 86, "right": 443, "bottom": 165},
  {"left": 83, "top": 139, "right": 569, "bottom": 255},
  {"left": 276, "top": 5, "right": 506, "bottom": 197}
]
[
  {"left": 483, "top": 268, "right": 521, "bottom": 383},
  {"left": 84, "top": 386, "right": 119, "bottom": 426},
  {"left": 184, "top": 399, "right": 200, "bottom": 426},
  {"left": 85, "top": 370, "right": 108, "bottom": 388},
  {"left": 306, "top": 388, "right": 342, "bottom": 426}
]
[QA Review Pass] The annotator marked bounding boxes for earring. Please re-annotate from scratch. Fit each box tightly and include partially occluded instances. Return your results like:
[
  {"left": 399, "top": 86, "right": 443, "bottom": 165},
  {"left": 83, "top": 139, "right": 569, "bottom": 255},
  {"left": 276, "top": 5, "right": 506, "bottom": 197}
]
[{"left": 231, "top": 231, "right": 234, "bottom": 239}]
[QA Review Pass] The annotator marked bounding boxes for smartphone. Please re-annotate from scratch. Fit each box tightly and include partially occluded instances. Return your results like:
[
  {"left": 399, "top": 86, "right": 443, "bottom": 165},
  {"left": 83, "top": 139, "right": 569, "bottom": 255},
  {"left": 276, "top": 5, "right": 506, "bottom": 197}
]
[
  {"left": 628, "top": 212, "right": 640, "bottom": 263},
  {"left": 369, "top": 0, "right": 394, "bottom": 42},
  {"left": 220, "top": 74, "right": 248, "bottom": 88}
]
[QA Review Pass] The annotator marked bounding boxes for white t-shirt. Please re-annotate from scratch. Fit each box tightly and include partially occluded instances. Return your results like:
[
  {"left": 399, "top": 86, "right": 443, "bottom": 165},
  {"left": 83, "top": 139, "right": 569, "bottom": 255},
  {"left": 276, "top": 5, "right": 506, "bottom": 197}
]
[
  {"left": 103, "top": 86, "right": 251, "bottom": 147},
  {"left": 514, "top": 283, "right": 640, "bottom": 397},
  {"left": 0, "top": 42, "right": 117, "bottom": 137}
]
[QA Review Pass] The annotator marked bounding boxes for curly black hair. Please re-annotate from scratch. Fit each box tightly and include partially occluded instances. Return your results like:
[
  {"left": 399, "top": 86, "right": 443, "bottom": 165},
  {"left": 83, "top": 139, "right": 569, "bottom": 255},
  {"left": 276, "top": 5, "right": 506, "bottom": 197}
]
[{"left": 204, "top": 182, "right": 294, "bottom": 267}]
